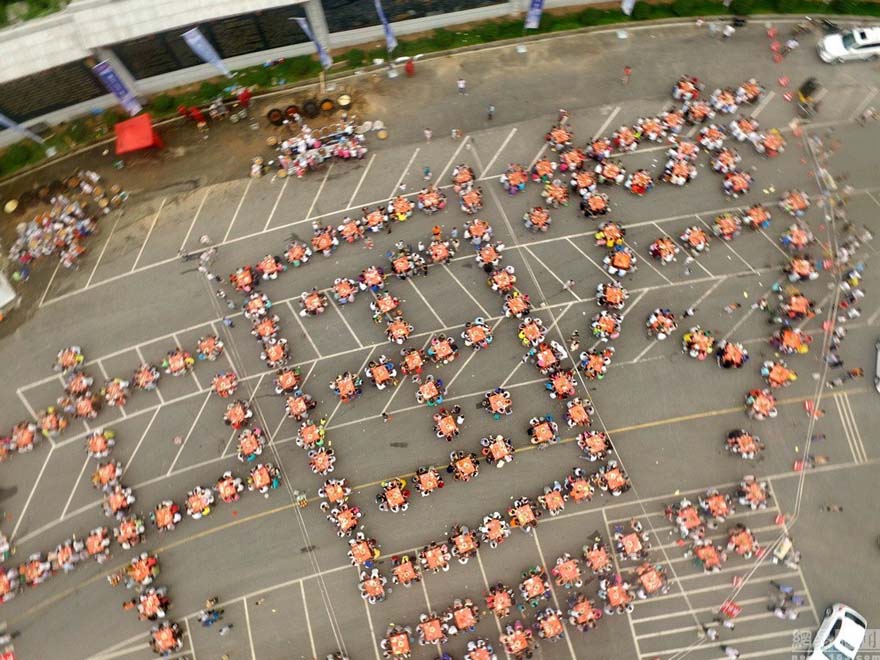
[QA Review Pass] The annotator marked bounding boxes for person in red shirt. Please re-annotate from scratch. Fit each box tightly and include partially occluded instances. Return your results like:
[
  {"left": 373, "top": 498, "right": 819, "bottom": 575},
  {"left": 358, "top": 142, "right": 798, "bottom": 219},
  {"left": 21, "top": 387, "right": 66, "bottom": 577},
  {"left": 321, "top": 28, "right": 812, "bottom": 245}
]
[{"left": 237, "top": 87, "right": 252, "bottom": 109}]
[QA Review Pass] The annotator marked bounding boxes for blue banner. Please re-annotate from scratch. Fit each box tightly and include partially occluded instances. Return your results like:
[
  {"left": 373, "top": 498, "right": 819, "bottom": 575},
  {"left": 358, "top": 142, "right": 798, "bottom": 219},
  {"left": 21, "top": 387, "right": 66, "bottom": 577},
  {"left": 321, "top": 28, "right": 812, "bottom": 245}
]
[
  {"left": 182, "top": 27, "right": 232, "bottom": 78},
  {"left": 92, "top": 60, "right": 142, "bottom": 117},
  {"left": 0, "top": 112, "right": 44, "bottom": 145},
  {"left": 293, "top": 17, "right": 333, "bottom": 71},
  {"left": 524, "top": 0, "right": 545, "bottom": 29},
  {"left": 374, "top": 0, "right": 398, "bottom": 53}
]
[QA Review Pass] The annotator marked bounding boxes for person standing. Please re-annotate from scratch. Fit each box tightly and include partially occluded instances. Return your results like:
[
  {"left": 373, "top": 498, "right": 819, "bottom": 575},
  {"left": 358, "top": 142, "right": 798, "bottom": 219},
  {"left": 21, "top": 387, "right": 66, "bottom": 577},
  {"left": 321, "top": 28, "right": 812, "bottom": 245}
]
[
  {"left": 457, "top": 78, "right": 467, "bottom": 95},
  {"left": 424, "top": 128, "right": 433, "bottom": 143},
  {"left": 487, "top": 104, "right": 495, "bottom": 121},
  {"left": 622, "top": 65, "right": 632, "bottom": 85},
  {"left": 722, "top": 23, "right": 736, "bottom": 39}
]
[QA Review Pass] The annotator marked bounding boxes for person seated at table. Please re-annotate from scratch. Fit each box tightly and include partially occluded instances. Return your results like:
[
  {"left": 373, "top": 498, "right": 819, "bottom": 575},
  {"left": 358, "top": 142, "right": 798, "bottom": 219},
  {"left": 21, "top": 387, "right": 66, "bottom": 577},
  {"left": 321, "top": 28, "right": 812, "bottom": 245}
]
[
  {"left": 673, "top": 74, "right": 702, "bottom": 102},
  {"left": 646, "top": 308, "right": 677, "bottom": 340},
  {"left": 742, "top": 203, "right": 771, "bottom": 230},
  {"left": 612, "top": 125, "right": 640, "bottom": 152},
  {"left": 580, "top": 191, "right": 609, "bottom": 218},
  {"left": 538, "top": 480, "right": 568, "bottom": 517},
  {"left": 728, "top": 426, "right": 766, "bottom": 461},
  {"left": 624, "top": 169, "right": 654, "bottom": 196},
  {"left": 462, "top": 317, "right": 493, "bottom": 350},
  {"left": 565, "top": 397, "right": 595, "bottom": 428},
  {"left": 636, "top": 116, "right": 666, "bottom": 142},
  {"left": 785, "top": 255, "right": 819, "bottom": 282},
  {"left": 481, "top": 434, "right": 514, "bottom": 468},
  {"left": 451, "top": 164, "right": 475, "bottom": 194},
  {"left": 527, "top": 415, "right": 559, "bottom": 448},
  {"left": 684, "top": 99, "right": 715, "bottom": 124},
  {"left": 299, "top": 288, "right": 328, "bottom": 316},
  {"left": 754, "top": 130, "right": 785, "bottom": 157},
  {"left": 662, "top": 157, "right": 697, "bottom": 186},
  {"left": 595, "top": 159, "right": 626, "bottom": 186},
  {"left": 730, "top": 114, "right": 760, "bottom": 142},
  {"left": 661, "top": 108, "right": 686, "bottom": 134},
  {"left": 698, "top": 123, "right": 726, "bottom": 152},
  {"left": 716, "top": 339, "right": 749, "bottom": 369},
  {"left": 713, "top": 212, "right": 742, "bottom": 241},
  {"left": 482, "top": 387, "right": 513, "bottom": 418},
  {"left": 682, "top": 326, "right": 715, "bottom": 360},
  {"left": 376, "top": 478, "right": 410, "bottom": 513},
  {"left": 501, "top": 163, "right": 528, "bottom": 194},
  {"left": 779, "top": 189, "right": 810, "bottom": 217},
  {"left": 500, "top": 291, "right": 530, "bottom": 321},
  {"left": 432, "top": 406, "right": 462, "bottom": 441},
  {"left": 465, "top": 638, "right": 497, "bottom": 660},
  {"left": 578, "top": 347, "right": 615, "bottom": 380},
  {"left": 447, "top": 450, "right": 479, "bottom": 482}
]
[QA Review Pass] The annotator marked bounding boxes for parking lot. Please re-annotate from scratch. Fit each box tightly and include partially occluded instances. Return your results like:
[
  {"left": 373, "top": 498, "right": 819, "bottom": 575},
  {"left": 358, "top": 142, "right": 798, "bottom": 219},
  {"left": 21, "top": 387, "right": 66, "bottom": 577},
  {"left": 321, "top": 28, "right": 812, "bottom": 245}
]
[{"left": 1, "top": 19, "right": 879, "bottom": 660}]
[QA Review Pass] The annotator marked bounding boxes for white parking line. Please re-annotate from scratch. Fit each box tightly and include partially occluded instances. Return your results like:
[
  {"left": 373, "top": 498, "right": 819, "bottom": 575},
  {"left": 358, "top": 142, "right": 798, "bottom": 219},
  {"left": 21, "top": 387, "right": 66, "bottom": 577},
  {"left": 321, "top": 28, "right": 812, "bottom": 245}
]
[
  {"left": 243, "top": 597, "right": 257, "bottom": 660},
  {"left": 300, "top": 582, "right": 318, "bottom": 660},
  {"left": 123, "top": 408, "right": 162, "bottom": 479},
  {"left": 328, "top": 297, "right": 364, "bottom": 348},
  {"left": 641, "top": 629, "right": 797, "bottom": 657},
  {"left": 347, "top": 153, "right": 376, "bottom": 208},
  {"left": 752, "top": 89, "right": 776, "bottom": 117},
  {"left": 523, "top": 245, "right": 582, "bottom": 301},
  {"left": 306, "top": 164, "right": 333, "bottom": 220},
  {"left": 183, "top": 618, "right": 197, "bottom": 660},
  {"left": 389, "top": 147, "right": 420, "bottom": 198},
  {"left": 695, "top": 214, "right": 759, "bottom": 275},
  {"left": 37, "top": 260, "right": 62, "bottom": 308},
  {"left": 594, "top": 105, "right": 622, "bottom": 140},
  {"left": 179, "top": 188, "right": 210, "bottom": 253},
  {"left": 86, "top": 214, "right": 122, "bottom": 288},
  {"left": 10, "top": 445, "right": 55, "bottom": 540},
  {"left": 435, "top": 136, "right": 471, "bottom": 185},
  {"left": 16, "top": 388, "right": 38, "bottom": 420},
  {"left": 59, "top": 456, "right": 90, "bottom": 519},
  {"left": 131, "top": 198, "right": 166, "bottom": 271},
  {"left": 481, "top": 127, "right": 518, "bottom": 177},
  {"left": 446, "top": 318, "right": 505, "bottom": 390},
  {"left": 441, "top": 264, "right": 490, "bottom": 318},
  {"left": 222, "top": 179, "right": 252, "bottom": 243},
  {"left": 849, "top": 86, "right": 878, "bottom": 121},
  {"left": 532, "top": 529, "right": 578, "bottom": 660},
  {"left": 361, "top": 588, "right": 383, "bottom": 660},
  {"left": 566, "top": 237, "right": 616, "bottom": 282},
  {"left": 602, "top": 507, "right": 644, "bottom": 659},
  {"left": 408, "top": 278, "right": 445, "bottom": 327},
  {"left": 286, "top": 300, "right": 324, "bottom": 359},
  {"left": 166, "top": 392, "right": 212, "bottom": 475},
  {"left": 263, "top": 175, "right": 290, "bottom": 232}
]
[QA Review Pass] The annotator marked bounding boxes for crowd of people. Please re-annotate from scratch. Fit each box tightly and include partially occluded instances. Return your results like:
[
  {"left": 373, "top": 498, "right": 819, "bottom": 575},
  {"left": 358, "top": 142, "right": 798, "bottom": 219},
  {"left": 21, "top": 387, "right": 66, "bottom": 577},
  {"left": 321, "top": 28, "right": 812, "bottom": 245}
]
[
  {"left": 2, "top": 67, "right": 872, "bottom": 659},
  {"left": 7, "top": 170, "right": 127, "bottom": 274}
]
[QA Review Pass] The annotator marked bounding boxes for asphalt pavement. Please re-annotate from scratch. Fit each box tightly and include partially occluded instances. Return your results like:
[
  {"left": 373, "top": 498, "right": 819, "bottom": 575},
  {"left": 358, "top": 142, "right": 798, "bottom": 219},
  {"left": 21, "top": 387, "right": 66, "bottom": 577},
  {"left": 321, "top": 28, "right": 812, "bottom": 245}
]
[{"left": 0, "top": 17, "right": 879, "bottom": 660}]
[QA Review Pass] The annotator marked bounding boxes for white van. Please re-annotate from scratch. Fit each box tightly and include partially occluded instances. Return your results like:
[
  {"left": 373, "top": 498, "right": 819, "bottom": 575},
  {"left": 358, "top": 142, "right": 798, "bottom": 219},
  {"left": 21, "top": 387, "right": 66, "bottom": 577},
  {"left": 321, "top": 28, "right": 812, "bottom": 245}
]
[{"left": 818, "top": 27, "right": 880, "bottom": 62}]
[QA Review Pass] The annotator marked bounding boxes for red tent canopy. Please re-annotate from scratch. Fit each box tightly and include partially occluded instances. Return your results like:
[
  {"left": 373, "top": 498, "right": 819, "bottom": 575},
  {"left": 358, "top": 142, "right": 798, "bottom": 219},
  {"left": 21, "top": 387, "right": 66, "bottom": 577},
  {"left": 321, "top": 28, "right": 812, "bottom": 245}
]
[{"left": 114, "top": 114, "right": 163, "bottom": 155}]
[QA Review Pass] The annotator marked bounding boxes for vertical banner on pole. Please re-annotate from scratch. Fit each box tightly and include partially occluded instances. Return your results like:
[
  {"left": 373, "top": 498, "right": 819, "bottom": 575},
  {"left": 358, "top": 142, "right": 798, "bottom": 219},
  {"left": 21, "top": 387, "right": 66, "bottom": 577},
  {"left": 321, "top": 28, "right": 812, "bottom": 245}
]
[
  {"left": 621, "top": 0, "right": 636, "bottom": 15},
  {"left": 292, "top": 17, "right": 333, "bottom": 70},
  {"left": 182, "top": 27, "right": 233, "bottom": 78},
  {"left": 374, "top": 0, "right": 398, "bottom": 53},
  {"left": 0, "top": 112, "right": 44, "bottom": 145},
  {"left": 524, "top": 0, "right": 545, "bottom": 29},
  {"left": 92, "top": 60, "right": 142, "bottom": 116}
]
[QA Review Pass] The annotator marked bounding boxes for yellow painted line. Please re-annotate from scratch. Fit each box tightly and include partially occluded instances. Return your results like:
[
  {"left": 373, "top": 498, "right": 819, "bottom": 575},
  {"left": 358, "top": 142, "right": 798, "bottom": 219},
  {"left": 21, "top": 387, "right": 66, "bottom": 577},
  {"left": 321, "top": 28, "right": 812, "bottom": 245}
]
[{"left": 9, "top": 388, "right": 862, "bottom": 626}]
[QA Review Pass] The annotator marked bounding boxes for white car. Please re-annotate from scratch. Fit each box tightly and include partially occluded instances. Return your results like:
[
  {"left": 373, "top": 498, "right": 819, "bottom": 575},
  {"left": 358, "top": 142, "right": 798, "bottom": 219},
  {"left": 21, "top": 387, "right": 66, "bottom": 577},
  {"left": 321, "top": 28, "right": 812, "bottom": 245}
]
[
  {"left": 818, "top": 27, "right": 880, "bottom": 62},
  {"left": 808, "top": 603, "right": 867, "bottom": 659}
]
